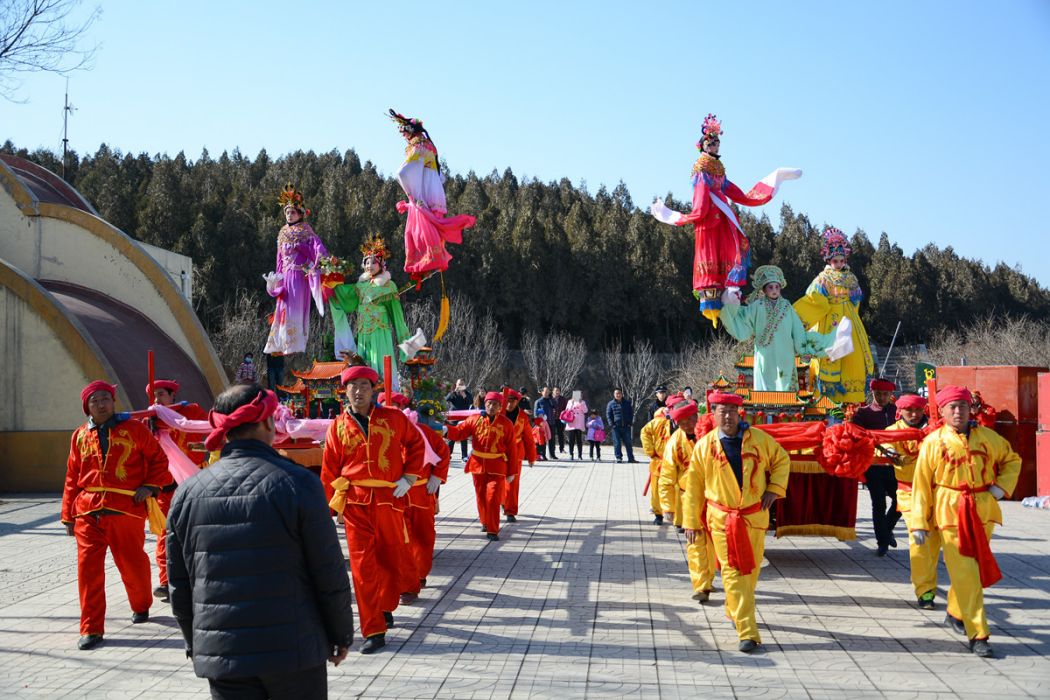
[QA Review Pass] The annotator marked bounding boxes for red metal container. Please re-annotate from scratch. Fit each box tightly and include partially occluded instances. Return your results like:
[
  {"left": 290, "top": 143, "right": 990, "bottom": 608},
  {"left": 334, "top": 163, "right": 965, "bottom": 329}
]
[
  {"left": 1039, "top": 372, "right": 1050, "bottom": 431},
  {"left": 1038, "top": 432, "right": 1050, "bottom": 497},
  {"left": 938, "top": 366, "right": 1043, "bottom": 423}
]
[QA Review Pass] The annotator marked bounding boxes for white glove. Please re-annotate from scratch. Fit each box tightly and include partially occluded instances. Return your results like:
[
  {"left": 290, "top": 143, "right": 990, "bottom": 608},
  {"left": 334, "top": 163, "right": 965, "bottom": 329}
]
[
  {"left": 398, "top": 328, "right": 427, "bottom": 360},
  {"left": 426, "top": 475, "right": 441, "bottom": 494},
  {"left": 393, "top": 477, "right": 412, "bottom": 498},
  {"left": 263, "top": 271, "right": 284, "bottom": 294},
  {"left": 720, "top": 287, "right": 742, "bottom": 307},
  {"left": 989, "top": 485, "right": 1006, "bottom": 500},
  {"left": 507, "top": 474, "right": 517, "bottom": 484},
  {"left": 912, "top": 530, "right": 928, "bottom": 546},
  {"left": 826, "top": 317, "right": 854, "bottom": 361}
]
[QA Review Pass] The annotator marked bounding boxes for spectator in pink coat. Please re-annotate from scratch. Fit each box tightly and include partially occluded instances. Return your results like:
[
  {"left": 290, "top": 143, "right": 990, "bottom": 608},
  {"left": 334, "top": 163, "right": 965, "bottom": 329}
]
[{"left": 564, "top": 390, "right": 588, "bottom": 461}]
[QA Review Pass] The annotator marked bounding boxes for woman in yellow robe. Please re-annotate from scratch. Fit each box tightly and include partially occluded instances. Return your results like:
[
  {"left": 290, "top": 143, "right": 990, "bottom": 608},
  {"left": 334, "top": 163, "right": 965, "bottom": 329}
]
[{"left": 793, "top": 226, "right": 874, "bottom": 404}]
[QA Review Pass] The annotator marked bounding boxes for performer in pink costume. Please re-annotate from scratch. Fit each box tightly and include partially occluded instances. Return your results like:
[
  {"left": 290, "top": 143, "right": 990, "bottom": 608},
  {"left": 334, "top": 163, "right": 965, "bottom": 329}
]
[
  {"left": 263, "top": 184, "right": 328, "bottom": 355},
  {"left": 389, "top": 109, "right": 476, "bottom": 283}
]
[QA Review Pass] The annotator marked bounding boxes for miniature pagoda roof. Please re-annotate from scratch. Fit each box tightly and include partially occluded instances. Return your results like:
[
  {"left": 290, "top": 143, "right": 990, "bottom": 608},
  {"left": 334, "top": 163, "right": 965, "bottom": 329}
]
[
  {"left": 746, "top": 391, "right": 804, "bottom": 406},
  {"left": 711, "top": 376, "right": 732, "bottom": 388},
  {"left": 292, "top": 360, "right": 349, "bottom": 381},
  {"left": 277, "top": 379, "right": 306, "bottom": 394}
]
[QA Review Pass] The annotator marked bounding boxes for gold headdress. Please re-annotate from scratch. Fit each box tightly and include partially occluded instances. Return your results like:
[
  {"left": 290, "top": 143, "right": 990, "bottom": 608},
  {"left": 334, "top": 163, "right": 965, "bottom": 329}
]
[
  {"left": 360, "top": 234, "right": 389, "bottom": 261},
  {"left": 278, "top": 183, "right": 309, "bottom": 217}
]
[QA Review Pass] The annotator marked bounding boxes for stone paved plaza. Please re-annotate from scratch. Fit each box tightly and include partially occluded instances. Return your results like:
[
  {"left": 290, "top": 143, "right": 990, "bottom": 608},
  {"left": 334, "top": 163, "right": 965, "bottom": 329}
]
[{"left": 2, "top": 456, "right": 1049, "bottom": 699}]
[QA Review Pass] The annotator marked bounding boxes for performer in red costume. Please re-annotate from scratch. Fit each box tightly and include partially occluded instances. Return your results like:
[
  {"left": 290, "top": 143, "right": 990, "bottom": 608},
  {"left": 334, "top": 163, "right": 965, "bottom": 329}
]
[
  {"left": 321, "top": 367, "right": 426, "bottom": 654},
  {"left": 651, "top": 114, "right": 801, "bottom": 326},
  {"left": 502, "top": 389, "right": 537, "bottom": 523},
  {"left": 61, "top": 381, "right": 171, "bottom": 650},
  {"left": 445, "top": 392, "right": 515, "bottom": 541},
  {"left": 147, "top": 379, "right": 208, "bottom": 602}
]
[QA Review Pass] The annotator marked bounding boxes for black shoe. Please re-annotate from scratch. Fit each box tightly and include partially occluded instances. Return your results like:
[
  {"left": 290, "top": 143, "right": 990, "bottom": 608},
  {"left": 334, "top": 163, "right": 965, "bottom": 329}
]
[
  {"left": 918, "top": 592, "right": 935, "bottom": 610},
  {"left": 153, "top": 585, "right": 169, "bottom": 601},
  {"left": 889, "top": 537, "right": 898, "bottom": 549},
  {"left": 399, "top": 592, "right": 418, "bottom": 605},
  {"left": 876, "top": 544, "right": 888, "bottom": 557},
  {"left": 383, "top": 611, "right": 394, "bottom": 628},
  {"left": 360, "top": 634, "right": 386, "bottom": 654},
  {"left": 77, "top": 634, "right": 103, "bottom": 650},
  {"left": 945, "top": 614, "right": 966, "bottom": 636},
  {"left": 970, "top": 638, "right": 993, "bottom": 658},
  {"left": 131, "top": 611, "right": 149, "bottom": 624},
  {"left": 691, "top": 590, "right": 710, "bottom": 603},
  {"left": 506, "top": 514, "right": 517, "bottom": 523},
  {"left": 628, "top": 459, "right": 639, "bottom": 463},
  {"left": 486, "top": 533, "right": 500, "bottom": 542},
  {"left": 420, "top": 577, "right": 427, "bottom": 588},
  {"left": 653, "top": 515, "right": 663, "bottom": 525},
  {"left": 738, "top": 639, "right": 759, "bottom": 653},
  {"left": 480, "top": 525, "right": 488, "bottom": 532},
  {"left": 616, "top": 459, "right": 623, "bottom": 463}
]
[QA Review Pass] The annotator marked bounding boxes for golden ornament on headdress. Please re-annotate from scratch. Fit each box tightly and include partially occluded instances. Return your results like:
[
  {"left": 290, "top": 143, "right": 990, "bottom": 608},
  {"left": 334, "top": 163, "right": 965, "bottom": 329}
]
[
  {"left": 360, "top": 233, "right": 389, "bottom": 260},
  {"left": 278, "top": 183, "right": 307, "bottom": 211}
]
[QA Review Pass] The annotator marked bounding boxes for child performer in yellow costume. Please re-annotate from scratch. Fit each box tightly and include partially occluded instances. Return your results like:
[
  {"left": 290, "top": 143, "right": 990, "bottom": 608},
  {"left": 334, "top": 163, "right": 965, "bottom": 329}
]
[{"left": 794, "top": 226, "right": 874, "bottom": 404}]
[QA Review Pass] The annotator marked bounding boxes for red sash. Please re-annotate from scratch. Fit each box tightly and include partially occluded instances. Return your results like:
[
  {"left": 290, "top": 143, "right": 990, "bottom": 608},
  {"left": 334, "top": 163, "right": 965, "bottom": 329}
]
[
  {"left": 944, "top": 484, "right": 1001, "bottom": 587},
  {"left": 707, "top": 500, "right": 763, "bottom": 575}
]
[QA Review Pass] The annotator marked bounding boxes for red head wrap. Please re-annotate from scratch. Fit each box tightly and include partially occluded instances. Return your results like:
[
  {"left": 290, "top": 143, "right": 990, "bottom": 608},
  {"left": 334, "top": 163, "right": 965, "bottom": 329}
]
[
  {"left": 895, "top": 394, "right": 927, "bottom": 411},
  {"left": 870, "top": 378, "right": 897, "bottom": 392},
  {"left": 484, "top": 391, "right": 504, "bottom": 404},
  {"left": 669, "top": 400, "right": 698, "bottom": 422},
  {"left": 379, "top": 391, "right": 410, "bottom": 407},
  {"left": 664, "top": 393, "right": 683, "bottom": 407},
  {"left": 147, "top": 379, "right": 180, "bottom": 397},
  {"left": 505, "top": 389, "right": 523, "bottom": 401},
  {"left": 936, "top": 385, "right": 973, "bottom": 407},
  {"left": 708, "top": 391, "right": 743, "bottom": 407},
  {"left": 81, "top": 380, "right": 117, "bottom": 415},
  {"left": 341, "top": 365, "right": 379, "bottom": 386},
  {"left": 205, "top": 390, "right": 279, "bottom": 451}
]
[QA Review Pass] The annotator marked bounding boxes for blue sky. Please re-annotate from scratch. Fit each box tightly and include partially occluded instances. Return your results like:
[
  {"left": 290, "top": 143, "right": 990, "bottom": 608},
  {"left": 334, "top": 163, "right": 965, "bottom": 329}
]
[{"left": 3, "top": 1, "right": 1049, "bottom": 286}]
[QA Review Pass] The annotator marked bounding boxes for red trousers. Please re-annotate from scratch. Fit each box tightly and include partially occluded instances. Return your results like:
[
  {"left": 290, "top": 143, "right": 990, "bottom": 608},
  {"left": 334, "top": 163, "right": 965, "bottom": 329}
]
[
  {"left": 75, "top": 513, "right": 152, "bottom": 635},
  {"left": 154, "top": 489, "right": 175, "bottom": 586},
  {"left": 502, "top": 471, "right": 521, "bottom": 516},
  {"left": 404, "top": 505, "right": 436, "bottom": 594},
  {"left": 473, "top": 473, "right": 505, "bottom": 535},
  {"left": 343, "top": 501, "right": 410, "bottom": 638}
]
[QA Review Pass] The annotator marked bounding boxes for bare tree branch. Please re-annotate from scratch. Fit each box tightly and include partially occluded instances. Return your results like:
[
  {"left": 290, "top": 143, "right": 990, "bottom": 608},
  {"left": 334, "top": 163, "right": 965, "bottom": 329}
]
[
  {"left": 0, "top": 0, "right": 100, "bottom": 99},
  {"left": 603, "top": 338, "right": 660, "bottom": 437},
  {"left": 522, "top": 329, "right": 587, "bottom": 391},
  {"left": 671, "top": 335, "right": 742, "bottom": 391},
  {"left": 422, "top": 292, "right": 509, "bottom": 391}
]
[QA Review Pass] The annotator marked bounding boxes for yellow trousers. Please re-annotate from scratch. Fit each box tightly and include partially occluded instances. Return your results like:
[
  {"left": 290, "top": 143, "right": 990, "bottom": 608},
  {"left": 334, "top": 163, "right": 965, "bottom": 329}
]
[
  {"left": 688, "top": 529, "right": 717, "bottom": 593},
  {"left": 711, "top": 525, "right": 766, "bottom": 642},
  {"left": 673, "top": 490, "right": 683, "bottom": 528},
  {"left": 941, "top": 523, "right": 995, "bottom": 639},
  {"left": 907, "top": 525, "right": 942, "bottom": 598},
  {"left": 649, "top": 477, "right": 662, "bottom": 515}
]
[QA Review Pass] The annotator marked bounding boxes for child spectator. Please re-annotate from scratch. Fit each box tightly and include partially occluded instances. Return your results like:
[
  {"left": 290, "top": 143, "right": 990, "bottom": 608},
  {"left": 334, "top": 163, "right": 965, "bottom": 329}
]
[
  {"left": 586, "top": 410, "right": 606, "bottom": 462},
  {"left": 532, "top": 414, "right": 551, "bottom": 461}
]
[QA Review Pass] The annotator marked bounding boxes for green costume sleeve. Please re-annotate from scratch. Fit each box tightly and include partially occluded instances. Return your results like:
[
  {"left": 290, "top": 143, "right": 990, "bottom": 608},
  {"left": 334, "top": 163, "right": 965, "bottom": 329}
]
[
  {"left": 331, "top": 283, "right": 360, "bottom": 314},
  {"left": 719, "top": 302, "right": 757, "bottom": 343}
]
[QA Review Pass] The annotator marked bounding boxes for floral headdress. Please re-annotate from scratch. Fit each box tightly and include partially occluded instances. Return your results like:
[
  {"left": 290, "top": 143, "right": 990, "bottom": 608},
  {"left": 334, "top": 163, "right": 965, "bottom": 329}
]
[
  {"left": 821, "top": 226, "right": 851, "bottom": 261},
  {"left": 278, "top": 183, "right": 310, "bottom": 218},
  {"left": 388, "top": 108, "right": 424, "bottom": 134},
  {"left": 360, "top": 233, "right": 389, "bottom": 263},
  {"left": 696, "top": 113, "right": 723, "bottom": 150}
]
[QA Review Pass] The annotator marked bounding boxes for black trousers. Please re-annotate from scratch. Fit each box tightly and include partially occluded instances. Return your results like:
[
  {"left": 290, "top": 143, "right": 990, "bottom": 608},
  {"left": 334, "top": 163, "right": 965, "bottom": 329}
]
[
  {"left": 447, "top": 438, "right": 468, "bottom": 459},
  {"left": 588, "top": 440, "right": 602, "bottom": 459},
  {"left": 546, "top": 421, "right": 560, "bottom": 458},
  {"left": 865, "top": 464, "right": 900, "bottom": 547},
  {"left": 567, "top": 430, "right": 583, "bottom": 458},
  {"left": 554, "top": 421, "right": 566, "bottom": 450},
  {"left": 208, "top": 663, "right": 326, "bottom": 700}
]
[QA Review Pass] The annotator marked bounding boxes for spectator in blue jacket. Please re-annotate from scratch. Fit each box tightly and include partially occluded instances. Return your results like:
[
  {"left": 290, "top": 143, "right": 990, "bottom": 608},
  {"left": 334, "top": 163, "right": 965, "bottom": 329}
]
[{"left": 605, "top": 388, "right": 637, "bottom": 463}]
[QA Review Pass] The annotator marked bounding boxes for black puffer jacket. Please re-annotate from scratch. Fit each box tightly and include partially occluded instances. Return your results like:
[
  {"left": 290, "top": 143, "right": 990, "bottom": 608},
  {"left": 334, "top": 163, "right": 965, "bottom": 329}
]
[{"left": 167, "top": 439, "right": 354, "bottom": 679}]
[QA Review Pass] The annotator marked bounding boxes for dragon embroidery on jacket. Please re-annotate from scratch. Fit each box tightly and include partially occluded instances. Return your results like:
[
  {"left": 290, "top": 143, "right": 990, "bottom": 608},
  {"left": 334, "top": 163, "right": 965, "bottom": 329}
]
[{"left": 370, "top": 421, "right": 396, "bottom": 473}]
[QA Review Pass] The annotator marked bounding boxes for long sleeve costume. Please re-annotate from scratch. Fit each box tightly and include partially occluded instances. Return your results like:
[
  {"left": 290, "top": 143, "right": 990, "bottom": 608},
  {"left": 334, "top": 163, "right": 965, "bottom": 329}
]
[
  {"left": 321, "top": 405, "right": 425, "bottom": 639},
  {"left": 910, "top": 425, "right": 1021, "bottom": 640},
  {"left": 662, "top": 427, "right": 716, "bottom": 594},
  {"left": 403, "top": 423, "right": 451, "bottom": 594},
  {"left": 446, "top": 413, "right": 515, "bottom": 535},
  {"left": 794, "top": 265, "right": 874, "bottom": 403},
  {"left": 62, "top": 417, "right": 171, "bottom": 635},
  {"left": 682, "top": 426, "right": 789, "bottom": 643},
  {"left": 721, "top": 296, "right": 836, "bottom": 391},
  {"left": 330, "top": 271, "right": 411, "bottom": 388},
  {"left": 640, "top": 414, "right": 673, "bottom": 516},
  {"left": 502, "top": 407, "right": 537, "bottom": 518},
  {"left": 264, "top": 222, "right": 328, "bottom": 355}
]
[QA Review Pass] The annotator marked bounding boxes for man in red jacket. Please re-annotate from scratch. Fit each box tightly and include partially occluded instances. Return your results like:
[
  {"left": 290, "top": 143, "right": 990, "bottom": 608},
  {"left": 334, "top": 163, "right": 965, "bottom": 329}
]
[
  {"left": 383, "top": 392, "right": 452, "bottom": 605},
  {"left": 445, "top": 392, "right": 514, "bottom": 540},
  {"left": 61, "top": 381, "right": 172, "bottom": 650},
  {"left": 502, "top": 389, "right": 537, "bottom": 523},
  {"left": 148, "top": 379, "right": 209, "bottom": 602},
  {"left": 321, "top": 367, "right": 425, "bottom": 654}
]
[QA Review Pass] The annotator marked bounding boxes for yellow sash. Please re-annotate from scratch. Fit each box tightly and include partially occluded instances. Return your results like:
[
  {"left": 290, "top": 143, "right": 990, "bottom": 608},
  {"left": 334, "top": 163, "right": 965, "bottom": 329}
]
[
  {"left": 328, "top": 477, "right": 398, "bottom": 512},
  {"left": 84, "top": 486, "right": 166, "bottom": 535},
  {"left": 471, "top": 451, "right": 505, "bottom": 460}
]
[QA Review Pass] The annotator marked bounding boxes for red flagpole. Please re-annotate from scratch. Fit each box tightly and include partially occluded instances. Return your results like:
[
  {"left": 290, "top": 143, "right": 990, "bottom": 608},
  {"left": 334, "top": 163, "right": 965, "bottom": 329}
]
[{"left": 383, "top": 355, "right": 393, "bottom": 407}]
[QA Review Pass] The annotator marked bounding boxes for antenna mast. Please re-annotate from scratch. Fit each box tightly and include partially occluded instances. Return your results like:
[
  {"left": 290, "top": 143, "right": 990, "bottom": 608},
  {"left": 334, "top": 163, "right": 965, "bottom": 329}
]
[{"left": 62, "top": 79, "right": 76, "bottom": 179}]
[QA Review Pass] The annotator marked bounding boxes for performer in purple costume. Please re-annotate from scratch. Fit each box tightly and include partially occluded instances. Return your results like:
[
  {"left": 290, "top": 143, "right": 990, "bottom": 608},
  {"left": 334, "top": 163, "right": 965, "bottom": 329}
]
[{"left": 263, "top": 184, "right": 328, "bottom": 356}]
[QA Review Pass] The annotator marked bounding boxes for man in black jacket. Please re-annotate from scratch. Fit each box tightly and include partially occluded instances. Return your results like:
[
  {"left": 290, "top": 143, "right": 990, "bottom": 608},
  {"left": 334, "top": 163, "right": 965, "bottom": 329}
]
[
  {"left": 166, "top": 384, "right": 355, "bottom": 699},
  {"left": 606, "top": 388, "right": 637, "bottom": 463},
  {"left": 534, "top": 387, "right": 558, "bottom": 460},
  {"left": 445, "top": 379, "right": 473, "bottom": 460}
]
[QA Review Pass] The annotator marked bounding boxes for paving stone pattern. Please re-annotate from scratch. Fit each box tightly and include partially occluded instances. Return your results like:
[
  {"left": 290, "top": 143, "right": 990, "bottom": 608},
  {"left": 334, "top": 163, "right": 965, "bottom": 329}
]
[{"left": 1, "top": 457, "right": 1048, "bottom": 699}]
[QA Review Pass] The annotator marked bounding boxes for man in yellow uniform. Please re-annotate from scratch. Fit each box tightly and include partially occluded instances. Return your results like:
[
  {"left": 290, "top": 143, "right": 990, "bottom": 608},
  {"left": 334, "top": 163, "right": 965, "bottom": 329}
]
[
  {"left": 911, "top": 385, "right": 1021, "bottom": 658},
  {"left": 882, "top": 392, "right": 939, "bottom": 610},
  {"left": 640, "top": 394, "right": 676, "bottom": 525},
  {"left": 657, "top": 394, "right": 687, "bottom": 530},
  {"left": 662, "top": 399, "right": 717, "bottom": 603},
  {"left": 682, "top": 391, "right": 789, "bottom": 653}
]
